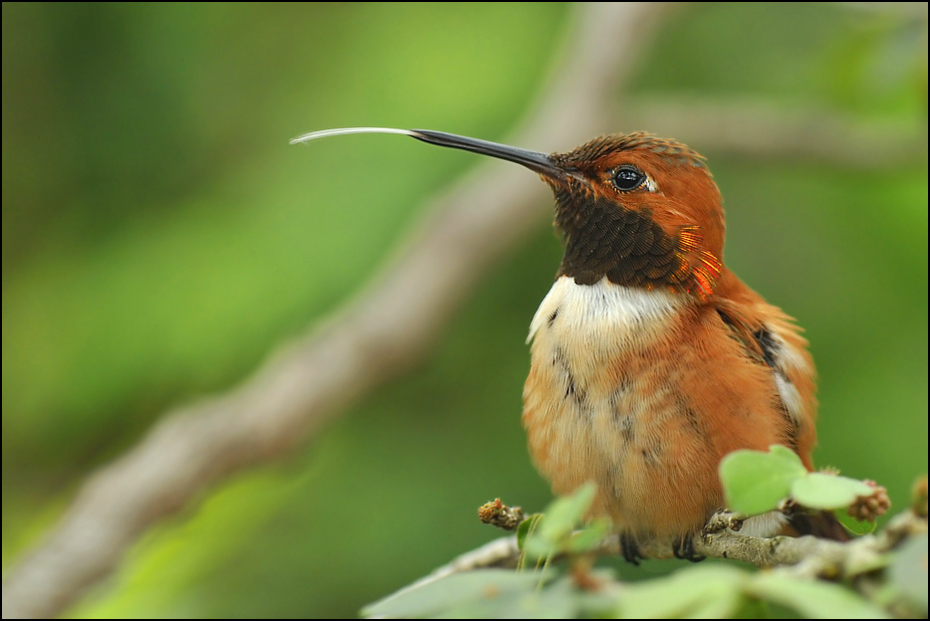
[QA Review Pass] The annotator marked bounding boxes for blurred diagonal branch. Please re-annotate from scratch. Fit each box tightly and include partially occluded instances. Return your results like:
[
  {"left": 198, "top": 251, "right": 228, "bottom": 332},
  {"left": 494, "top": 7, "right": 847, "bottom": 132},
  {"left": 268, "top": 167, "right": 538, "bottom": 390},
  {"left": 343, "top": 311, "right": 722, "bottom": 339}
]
[{"left": 1, "top": 3, "right": 670, "bottom": 618}]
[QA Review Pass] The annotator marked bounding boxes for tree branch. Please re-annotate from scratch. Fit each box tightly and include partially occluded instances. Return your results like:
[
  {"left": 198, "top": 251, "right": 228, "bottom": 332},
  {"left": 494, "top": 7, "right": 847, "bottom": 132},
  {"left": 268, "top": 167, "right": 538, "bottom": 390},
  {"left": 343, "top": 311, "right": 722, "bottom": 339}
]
[{"left": 425, "top": 506, "right": 926, "bottom": 583}]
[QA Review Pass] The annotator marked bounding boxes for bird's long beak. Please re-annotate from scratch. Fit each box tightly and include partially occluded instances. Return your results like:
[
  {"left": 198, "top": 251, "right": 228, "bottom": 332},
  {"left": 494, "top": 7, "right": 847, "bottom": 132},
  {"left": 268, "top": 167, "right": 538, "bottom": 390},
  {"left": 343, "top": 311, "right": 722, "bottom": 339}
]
[{"left": 290, "top": 127, "right": 566, "bottom": 180}]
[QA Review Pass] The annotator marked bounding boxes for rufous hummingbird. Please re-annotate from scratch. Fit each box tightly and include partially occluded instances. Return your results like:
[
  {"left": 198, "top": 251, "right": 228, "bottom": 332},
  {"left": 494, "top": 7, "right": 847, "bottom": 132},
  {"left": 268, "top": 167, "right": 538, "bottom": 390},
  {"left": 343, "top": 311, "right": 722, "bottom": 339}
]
[{"left": 291, "top": 127, "right": 848, "bottom": 562}]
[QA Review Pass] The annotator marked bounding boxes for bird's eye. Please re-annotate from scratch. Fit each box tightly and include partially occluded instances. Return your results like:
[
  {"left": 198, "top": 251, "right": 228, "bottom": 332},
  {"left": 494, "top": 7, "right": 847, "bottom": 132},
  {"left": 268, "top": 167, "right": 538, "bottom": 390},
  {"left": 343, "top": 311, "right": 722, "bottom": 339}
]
[{"left": 612, "top": 166, "right": 647, "bottom": 192}]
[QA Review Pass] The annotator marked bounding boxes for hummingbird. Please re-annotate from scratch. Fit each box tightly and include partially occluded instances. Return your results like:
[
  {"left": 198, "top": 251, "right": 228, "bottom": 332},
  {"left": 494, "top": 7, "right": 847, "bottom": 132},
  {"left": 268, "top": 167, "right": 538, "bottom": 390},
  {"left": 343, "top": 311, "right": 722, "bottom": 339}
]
[{"left": 291, "top": 127, "right": 848, "bottom": 562}]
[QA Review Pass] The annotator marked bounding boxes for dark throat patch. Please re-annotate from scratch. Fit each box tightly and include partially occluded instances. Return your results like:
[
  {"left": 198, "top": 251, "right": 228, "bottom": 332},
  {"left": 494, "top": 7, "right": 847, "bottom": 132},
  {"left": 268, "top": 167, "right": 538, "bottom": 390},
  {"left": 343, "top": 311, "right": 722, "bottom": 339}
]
[{"left": 554, "top": 189, "right": 689, "bottom": 289}]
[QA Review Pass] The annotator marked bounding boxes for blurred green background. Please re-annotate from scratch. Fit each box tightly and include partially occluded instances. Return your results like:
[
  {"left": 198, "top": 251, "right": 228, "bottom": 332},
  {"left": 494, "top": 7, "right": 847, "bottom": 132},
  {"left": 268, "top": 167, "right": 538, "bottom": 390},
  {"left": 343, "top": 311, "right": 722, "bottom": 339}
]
[{"left": 2, "top": 3, "right": 927, "bottom": 618}]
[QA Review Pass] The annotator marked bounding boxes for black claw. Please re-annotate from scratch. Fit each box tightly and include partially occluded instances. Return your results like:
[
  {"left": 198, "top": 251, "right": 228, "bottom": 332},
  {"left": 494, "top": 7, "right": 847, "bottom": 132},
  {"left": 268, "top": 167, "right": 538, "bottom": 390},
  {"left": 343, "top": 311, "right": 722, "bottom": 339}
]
[
  {"left": 620, "top": 533, "right": 644, "bottom": 565},
  {"left": 672, "top": 535, "right": 705, "bottom": 563}
]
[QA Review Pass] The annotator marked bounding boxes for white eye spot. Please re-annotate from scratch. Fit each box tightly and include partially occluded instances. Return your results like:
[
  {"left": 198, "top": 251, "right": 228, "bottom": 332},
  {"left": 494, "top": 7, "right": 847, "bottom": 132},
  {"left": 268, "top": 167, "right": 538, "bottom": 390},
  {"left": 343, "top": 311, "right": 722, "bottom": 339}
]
[{"left": 644, "top": 175, "right": 658, "bottom": 193}]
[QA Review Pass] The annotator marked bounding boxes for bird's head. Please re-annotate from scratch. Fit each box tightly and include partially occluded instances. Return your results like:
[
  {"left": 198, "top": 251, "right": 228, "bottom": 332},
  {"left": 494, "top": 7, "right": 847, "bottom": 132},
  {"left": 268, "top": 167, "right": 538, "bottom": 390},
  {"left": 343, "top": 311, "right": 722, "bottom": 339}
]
[
  {"left": 544, "top": 132, "right": 724, "bottom": 298},
  {"left": 292, "top": 128, "right": 725, "bottom": 299}
]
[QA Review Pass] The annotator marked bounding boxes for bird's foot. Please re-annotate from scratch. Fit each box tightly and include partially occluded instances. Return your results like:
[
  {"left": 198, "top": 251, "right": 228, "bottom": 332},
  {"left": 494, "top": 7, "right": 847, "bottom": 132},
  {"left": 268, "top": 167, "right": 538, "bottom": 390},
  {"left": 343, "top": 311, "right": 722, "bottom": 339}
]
[
  {"left": 672, "top": 535, "right": 705, "bottom": 562},
  {"left": 619, "top": 533, "right": 644, "bottom": 565}
]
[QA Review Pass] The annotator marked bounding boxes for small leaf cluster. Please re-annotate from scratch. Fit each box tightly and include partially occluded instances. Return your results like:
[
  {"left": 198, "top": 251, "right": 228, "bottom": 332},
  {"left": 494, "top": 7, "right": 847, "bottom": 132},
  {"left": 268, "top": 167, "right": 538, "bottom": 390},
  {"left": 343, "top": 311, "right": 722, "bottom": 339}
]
[
  {"left": 518, "top": 482, "right": 611, "bottom": 563},
  {"left": 363, "top": 483, "right": 616, "bottom": 618},
  {"left": 363, "top": 461, "right": 926, "bottom": 618},
  {"left": 719, "top": 445, "right": 876, "bottom": 533},
  {"left": 362, "top": 481, "right": 899, "bottom": 618}
]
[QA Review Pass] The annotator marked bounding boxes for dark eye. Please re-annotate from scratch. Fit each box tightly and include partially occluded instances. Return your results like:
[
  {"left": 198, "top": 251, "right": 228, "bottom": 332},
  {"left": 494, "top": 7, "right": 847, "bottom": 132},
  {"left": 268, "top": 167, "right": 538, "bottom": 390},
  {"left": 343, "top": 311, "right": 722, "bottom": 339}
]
[{"left": 612, "top": 165, "right": 646, "bottom": 192}]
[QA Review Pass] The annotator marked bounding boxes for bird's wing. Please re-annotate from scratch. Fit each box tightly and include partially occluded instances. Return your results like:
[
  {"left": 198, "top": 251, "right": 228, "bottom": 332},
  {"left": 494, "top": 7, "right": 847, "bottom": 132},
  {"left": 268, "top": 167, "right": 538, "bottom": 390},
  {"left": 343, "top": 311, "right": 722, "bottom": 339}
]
[
  {"left": 713, "top": 293, "right": 845, "bottom": 540},
  {"left": 714, "top": 298, "right": 817, "bottom": 463}
]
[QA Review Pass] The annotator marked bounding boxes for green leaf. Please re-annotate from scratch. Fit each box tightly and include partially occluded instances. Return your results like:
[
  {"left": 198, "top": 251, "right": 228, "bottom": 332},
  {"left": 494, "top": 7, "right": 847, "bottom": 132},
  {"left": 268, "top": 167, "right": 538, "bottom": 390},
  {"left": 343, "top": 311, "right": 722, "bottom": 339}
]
[
  {"left": 523, "top": 529, "right": 558, "bottom": 561},
  {"left": 837, "top": 510, "right": 879, "bottom": 536},
  {"left": 719, "top": 445, "right": 807, "bottom": 516},
  {"left": 767, "top": 444, "right": 805, "bottom": 465},
  {"left": 522, "top": 483, "right": 600, "bottom": 561},
  {"left": 615, "top": 565, "right": 750, "bottom": 619},
  {"left": 571, "top": 569, "right": 623, "bottom": 617},
  {"left": 888, "top": 533, "right": 928, "bottom": 614},
  {"left": 748, "top": 571, "right": 890, "bottom": 619},
  {"left": 565, "top": 518, "right": 611, "bottom": 555},
  {"left": 516, "top": 513, "right": 543, "bottom": 551},
  {"left": 361, "top": 569, "right": 551, "bottom": 618},
  {"left": 791, "top": 473, "right": 874, "bottom": 510},
  {"left": 537, "top": 482, "right": 597, "bottom": 544},
  {"left": 449, "top": 575, "right": 579, "bottom": 619}
]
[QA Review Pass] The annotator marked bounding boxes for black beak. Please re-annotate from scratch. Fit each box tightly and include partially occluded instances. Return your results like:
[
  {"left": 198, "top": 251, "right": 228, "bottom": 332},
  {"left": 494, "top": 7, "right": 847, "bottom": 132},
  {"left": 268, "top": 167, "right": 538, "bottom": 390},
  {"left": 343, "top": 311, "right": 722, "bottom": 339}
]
[{"left": 408, "top": 129, "right": 564, "bottom": 180}]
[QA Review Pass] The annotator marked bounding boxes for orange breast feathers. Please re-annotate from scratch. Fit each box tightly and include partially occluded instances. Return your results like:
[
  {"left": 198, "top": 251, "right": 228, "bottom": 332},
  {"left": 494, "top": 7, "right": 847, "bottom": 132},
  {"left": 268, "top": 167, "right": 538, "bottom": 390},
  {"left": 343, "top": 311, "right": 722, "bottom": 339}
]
[{"left": 521, "top": 268, "right": 816, "bottom": 539}]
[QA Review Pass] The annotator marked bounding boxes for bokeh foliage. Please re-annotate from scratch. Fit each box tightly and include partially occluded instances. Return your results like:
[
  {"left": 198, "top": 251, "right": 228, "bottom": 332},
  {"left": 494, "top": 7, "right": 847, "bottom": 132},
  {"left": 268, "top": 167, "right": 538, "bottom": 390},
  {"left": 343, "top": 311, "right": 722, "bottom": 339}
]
[{"left": 2, "top": 3, "right": 926, "bottom": 618}]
